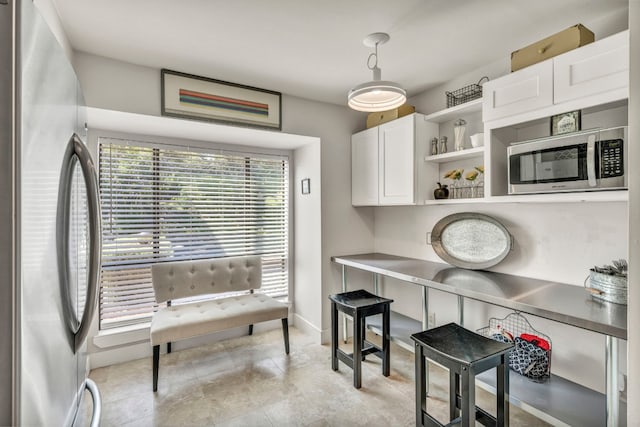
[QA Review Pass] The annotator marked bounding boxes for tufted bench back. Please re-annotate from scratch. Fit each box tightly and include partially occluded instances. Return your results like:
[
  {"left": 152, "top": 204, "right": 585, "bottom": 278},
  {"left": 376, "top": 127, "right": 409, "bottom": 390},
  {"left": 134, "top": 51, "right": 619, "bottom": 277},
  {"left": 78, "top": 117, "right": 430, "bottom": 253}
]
[{"left": 150, "top": 256, "right": 262, "bottom": 303}]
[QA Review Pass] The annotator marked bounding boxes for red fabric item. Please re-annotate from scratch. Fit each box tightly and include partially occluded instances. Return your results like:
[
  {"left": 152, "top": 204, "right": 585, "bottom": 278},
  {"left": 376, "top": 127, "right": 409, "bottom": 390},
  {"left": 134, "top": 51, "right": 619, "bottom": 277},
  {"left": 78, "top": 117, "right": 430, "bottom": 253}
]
[{"left": 520, "top": 333, "right": 550, "bottom": 351}]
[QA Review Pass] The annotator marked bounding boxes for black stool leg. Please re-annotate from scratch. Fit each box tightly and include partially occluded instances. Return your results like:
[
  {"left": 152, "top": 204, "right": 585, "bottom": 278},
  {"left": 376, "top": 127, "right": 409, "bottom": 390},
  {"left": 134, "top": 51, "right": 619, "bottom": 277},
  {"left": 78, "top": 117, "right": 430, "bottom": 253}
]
[
  {"left": 281, "top": 318, "right": 290, "bottom": 354},
  {"left": 331, "top": 302, "right": 338, "bottom": 371},
  {"left": 460, "top": 367, "right": 475, "bottom": 427},
  {"left": 415, "top": 343, "right": 426, "bottom": 427},
  {"left": 449, "top": 370, "right": 459, "bottom": 421},
  {"left": 382, "top": 303, "right": 390, "bottom": 377},
  {"left": 497, "top": 354, "right": 510, "bottom": 426},
  {"left": 361, "top": 314, "right": 367, "bottom": 361},
  {"left": 353, "top": 312, "right": 363, "bottom": 389},
  {"left": 152, "top": 345, "right": 159, "bottom": 392}
]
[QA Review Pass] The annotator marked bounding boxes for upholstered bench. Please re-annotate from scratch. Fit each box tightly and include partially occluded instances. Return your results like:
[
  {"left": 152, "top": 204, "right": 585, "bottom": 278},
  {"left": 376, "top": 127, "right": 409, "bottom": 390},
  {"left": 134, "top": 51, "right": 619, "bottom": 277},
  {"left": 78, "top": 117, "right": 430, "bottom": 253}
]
[{"left": 150, "top": 255, "right": 289, "bottom": 391}]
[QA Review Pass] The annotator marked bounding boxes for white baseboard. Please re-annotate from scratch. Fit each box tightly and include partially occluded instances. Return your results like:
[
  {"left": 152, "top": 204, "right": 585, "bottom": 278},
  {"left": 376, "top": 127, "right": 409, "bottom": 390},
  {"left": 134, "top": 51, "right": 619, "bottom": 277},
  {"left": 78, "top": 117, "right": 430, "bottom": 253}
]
[
  {"left": 90, "top": 341, "right": 151, "bottom": 369},
  {"left": 292, "top": 313, "right": 322, "bottom": 344}
]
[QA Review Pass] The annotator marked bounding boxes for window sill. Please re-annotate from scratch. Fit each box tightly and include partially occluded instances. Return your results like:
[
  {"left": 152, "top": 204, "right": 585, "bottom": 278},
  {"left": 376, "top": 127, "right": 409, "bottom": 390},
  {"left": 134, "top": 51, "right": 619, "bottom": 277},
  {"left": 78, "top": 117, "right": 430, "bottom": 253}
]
[{"left": 93, "top": 322, "right": 151, "bottom": 349}]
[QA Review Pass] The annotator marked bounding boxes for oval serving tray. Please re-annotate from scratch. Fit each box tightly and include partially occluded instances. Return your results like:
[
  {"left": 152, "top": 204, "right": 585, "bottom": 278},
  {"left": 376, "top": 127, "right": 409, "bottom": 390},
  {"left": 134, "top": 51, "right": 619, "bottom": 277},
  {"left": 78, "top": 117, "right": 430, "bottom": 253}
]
[{"left": 431, "top": 212, "right": 513, "bottom": 270}]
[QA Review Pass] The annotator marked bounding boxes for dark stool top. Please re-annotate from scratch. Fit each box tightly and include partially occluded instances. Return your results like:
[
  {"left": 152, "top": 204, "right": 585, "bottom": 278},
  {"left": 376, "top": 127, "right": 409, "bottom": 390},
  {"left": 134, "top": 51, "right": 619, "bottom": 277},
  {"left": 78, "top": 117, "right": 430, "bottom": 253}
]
[
  {"left": 329, "top": 289, "right": 393, "bottom": 309},
  {"left": 411, "top": 323, "right": 513, "bottom": 367}
]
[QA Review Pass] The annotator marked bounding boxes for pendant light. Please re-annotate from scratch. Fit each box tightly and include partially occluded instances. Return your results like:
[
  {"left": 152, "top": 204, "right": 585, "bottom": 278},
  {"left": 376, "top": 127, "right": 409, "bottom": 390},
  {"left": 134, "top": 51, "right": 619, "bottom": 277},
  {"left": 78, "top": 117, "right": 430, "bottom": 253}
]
[{"left": 347, "top": 32, "right": 407, "bottom": 112}]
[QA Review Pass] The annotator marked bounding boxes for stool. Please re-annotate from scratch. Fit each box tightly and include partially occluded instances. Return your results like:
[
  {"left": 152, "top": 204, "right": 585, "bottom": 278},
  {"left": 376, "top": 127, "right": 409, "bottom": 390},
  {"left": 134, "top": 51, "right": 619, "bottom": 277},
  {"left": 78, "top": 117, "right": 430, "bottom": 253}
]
[
  {"left": 329, "top": 289, "right": 393, "bottom": 389},
  {"left": 411, "top": 323, "right": 514, "bottom": 427}
]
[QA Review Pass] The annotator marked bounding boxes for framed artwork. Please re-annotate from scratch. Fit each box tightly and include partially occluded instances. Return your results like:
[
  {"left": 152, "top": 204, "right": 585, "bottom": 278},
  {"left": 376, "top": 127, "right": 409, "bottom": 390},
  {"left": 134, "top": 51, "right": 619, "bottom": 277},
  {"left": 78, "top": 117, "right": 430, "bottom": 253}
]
[
  {"left": 301, "top": 178, "right": 310, "bottom": 195},
  {"left": 550, "top": 110, "right": 581, "bottom": 136},
  {"left": 161, "top": 69, "right": 282, "bottom": 130}
]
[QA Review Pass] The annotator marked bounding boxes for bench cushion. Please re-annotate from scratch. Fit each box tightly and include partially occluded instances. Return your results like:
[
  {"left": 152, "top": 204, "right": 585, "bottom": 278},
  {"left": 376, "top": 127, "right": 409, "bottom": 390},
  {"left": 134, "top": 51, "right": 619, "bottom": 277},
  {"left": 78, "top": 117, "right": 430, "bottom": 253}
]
[
  {"left": 150, "top": 293, "right": 288, "bottom": 346},
  {"left": 151, "top": 256, "right": 262, "bottom": 303}
]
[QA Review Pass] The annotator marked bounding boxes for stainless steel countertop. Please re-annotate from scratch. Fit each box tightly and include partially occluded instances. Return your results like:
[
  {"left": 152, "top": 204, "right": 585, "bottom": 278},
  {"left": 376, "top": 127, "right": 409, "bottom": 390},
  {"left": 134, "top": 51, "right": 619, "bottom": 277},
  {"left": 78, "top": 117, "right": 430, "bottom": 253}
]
[{"left": 331, "top": 253, "right": 627, "bottom": 339}]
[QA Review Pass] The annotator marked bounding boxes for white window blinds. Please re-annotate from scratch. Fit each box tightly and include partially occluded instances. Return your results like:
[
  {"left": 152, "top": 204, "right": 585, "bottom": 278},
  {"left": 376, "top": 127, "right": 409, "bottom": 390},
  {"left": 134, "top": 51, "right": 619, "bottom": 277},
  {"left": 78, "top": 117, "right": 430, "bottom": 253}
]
[{"left": 98, "top": 138, "right": 289, "bottom": 329}]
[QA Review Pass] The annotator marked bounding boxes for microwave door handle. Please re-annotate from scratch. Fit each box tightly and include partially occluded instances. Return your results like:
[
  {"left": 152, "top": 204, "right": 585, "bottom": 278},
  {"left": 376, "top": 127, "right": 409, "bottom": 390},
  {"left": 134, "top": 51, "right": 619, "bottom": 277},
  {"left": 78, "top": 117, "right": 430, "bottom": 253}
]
[{"left": 587, "top": 135, "right": 597, "bottom": 187}]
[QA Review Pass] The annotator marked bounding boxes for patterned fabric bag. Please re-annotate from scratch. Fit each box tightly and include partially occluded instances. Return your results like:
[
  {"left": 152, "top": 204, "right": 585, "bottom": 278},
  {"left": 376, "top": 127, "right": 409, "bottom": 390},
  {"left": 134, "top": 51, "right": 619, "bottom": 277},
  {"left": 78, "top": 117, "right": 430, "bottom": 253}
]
[{"left": 509, "top": 336, "right": 549, "bottom": 379}]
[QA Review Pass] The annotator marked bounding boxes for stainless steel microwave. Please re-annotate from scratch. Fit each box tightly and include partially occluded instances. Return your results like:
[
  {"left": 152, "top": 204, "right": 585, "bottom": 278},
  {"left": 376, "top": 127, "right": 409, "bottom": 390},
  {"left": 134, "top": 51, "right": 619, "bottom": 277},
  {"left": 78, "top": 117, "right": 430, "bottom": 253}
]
[{"left": 507, "top": 126, "right": 627, "bottom": 194}]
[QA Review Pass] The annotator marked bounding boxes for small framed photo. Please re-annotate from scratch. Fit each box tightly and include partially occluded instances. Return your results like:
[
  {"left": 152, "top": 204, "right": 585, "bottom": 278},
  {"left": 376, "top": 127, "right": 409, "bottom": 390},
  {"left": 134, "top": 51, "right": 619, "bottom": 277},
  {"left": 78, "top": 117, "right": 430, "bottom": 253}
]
[
  {"left": 550, "top": 110, "right": 581, "bottom": 136},
  {"left": 301, "top": 178, "right": 310, "bottom": 195}
]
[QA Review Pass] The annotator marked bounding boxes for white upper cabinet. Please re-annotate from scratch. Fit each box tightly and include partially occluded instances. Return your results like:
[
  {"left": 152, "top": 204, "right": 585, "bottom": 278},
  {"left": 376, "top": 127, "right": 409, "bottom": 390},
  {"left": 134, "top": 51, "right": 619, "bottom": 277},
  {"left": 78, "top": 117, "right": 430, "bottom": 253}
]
[
  {"left": 378, "top": 117, "right": 416, "bottom": 205},
  {"left": 482, "top": 61, "right": 553, "bottom": 123},
  {"left": 351, "top": 114, "right": 435, "bottom": 206},
  {"left": 483, "top": 30, "right": 629, "bottom": 124},
  {"left": 351, "top": 127, "right": 379, "bottom": 206},
  {"left": 554, "top": 30, "right": 629, "bottom": 105}
]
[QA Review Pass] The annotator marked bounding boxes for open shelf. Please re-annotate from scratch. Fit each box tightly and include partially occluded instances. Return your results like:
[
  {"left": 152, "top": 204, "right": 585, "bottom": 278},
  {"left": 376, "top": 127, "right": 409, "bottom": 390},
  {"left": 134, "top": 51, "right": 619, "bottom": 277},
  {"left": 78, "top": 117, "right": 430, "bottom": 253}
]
[
  {"left": 423, "top": 99, "right": 483, "bottom": 123},
  {"left": 366, "top": 311, "right": 422, "bottom": 353},
  {"left": 424, "top": 190, "right": 627, "bottom": 205},
  {"left": 424, "top": 197, "right": 486, "bottom": 205},
  {"left": 489, "top": 190, "right": 628, "bottom": 204},
  {"left": 425, "top": 146, "right": 484, "bottom": 163},
  {"left": 366, "top": 311, "right": 620, "bottom": 427}
]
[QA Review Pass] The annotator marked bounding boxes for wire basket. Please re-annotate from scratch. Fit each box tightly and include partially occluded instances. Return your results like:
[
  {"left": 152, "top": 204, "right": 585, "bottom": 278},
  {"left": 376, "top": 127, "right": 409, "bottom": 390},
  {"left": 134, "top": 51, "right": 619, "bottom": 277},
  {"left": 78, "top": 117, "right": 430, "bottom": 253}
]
[
  {"left": 478, "top": 312, "right": 551, "bottom": 382},
  {"left": 446, "top": 76, "right": 489, "bottom": 108}
]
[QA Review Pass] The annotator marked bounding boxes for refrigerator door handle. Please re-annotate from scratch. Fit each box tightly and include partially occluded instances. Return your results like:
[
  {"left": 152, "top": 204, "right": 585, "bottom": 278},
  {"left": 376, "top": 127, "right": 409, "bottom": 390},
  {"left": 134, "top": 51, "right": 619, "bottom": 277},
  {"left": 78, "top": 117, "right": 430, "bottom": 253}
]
[
  {"left": 57, "top": 133, "right": 102, "bottom": 352},
  {"left": 84, "top": 379, "right": 102, "bottom": 427}
]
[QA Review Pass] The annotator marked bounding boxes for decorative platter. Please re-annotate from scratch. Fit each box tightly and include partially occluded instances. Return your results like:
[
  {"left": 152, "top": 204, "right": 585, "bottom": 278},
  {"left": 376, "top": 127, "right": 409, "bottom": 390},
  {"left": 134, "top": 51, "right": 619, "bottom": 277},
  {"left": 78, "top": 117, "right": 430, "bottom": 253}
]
[{"left": 431, "top": 212, "right": 513, "bottom": 270}]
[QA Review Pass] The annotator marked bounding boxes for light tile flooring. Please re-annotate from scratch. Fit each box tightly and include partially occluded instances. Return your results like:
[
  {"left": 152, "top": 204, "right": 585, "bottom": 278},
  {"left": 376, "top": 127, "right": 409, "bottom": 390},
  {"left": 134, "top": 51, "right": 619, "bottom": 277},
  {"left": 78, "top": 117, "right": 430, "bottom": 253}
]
[{"left": 85, "top": 327, "right": 550, "bottom": 426}]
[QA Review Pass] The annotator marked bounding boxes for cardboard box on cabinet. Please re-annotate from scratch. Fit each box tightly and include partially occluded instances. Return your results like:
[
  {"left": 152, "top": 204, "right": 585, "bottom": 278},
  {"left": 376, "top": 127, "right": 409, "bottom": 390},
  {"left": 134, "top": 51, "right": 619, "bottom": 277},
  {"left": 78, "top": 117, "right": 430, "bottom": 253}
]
[
  {"left": 366, "top": 104, "right": 416, "bottom": 128},
  {"left": 511, "top": 24, "right": 594, "bottom": 72}
]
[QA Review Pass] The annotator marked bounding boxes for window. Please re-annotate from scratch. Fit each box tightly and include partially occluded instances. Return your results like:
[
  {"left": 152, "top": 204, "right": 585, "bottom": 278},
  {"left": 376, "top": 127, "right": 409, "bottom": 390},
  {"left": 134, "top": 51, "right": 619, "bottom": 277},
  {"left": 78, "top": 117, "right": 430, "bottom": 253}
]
[{"left": 98, "top": 138, "right": 289, "bottom": 329}]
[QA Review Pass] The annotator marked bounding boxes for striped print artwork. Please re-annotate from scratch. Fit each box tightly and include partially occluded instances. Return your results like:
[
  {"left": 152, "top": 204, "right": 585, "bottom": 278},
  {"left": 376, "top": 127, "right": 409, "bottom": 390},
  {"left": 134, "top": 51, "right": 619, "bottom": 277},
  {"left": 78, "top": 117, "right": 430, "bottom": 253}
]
[{"left": 179, "top": 88, "right": 269, "bottom": 116}]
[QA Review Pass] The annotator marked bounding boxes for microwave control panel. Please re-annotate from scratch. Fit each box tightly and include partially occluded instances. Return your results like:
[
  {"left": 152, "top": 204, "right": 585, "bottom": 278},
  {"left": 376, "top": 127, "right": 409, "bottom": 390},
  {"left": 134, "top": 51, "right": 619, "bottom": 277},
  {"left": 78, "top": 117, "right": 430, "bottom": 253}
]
[{"left": 600, "top": 139, "right": 624, "bottom": 178}]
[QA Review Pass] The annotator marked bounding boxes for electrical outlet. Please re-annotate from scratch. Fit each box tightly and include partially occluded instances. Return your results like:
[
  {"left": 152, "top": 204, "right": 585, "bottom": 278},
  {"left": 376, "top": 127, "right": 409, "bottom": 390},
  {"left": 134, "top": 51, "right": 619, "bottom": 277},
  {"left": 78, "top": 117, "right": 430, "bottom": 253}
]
[
  {"left": 426, "top": 232, "right": 432, "bottom": 245},
  {"left": 428, "top": 313, "right": 436, "bottom": 328}
]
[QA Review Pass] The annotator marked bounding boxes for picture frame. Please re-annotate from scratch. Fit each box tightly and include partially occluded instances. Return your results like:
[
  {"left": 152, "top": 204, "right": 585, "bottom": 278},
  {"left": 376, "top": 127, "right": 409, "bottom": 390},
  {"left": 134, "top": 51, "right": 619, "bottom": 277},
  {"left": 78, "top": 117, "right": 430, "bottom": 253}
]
[
  {"left": 161, "top": 69, "right": 282, "bottom": 130},
  {"left": 550, "top": 110, "right": 581, "bottom": 136},
  {"left": 301, "top": 178, "right": 310, "bottom": 195}
]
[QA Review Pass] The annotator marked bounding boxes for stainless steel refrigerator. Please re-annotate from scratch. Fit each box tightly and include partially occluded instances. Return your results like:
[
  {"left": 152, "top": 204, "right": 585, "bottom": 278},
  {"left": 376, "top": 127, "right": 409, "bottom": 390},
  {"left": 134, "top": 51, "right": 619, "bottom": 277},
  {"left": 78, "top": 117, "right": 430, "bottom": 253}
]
[{"left": 1, "top": 0, "right": 102, "bottom": 425}]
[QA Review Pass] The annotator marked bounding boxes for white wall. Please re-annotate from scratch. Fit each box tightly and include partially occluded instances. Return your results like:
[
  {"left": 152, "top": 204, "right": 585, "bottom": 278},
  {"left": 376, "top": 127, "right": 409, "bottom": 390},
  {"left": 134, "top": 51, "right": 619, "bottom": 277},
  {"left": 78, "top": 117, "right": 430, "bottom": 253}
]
[
  {"left": 369, "top": 16, "right": 631, "bottom": 395},
  {"left": 292, "top": 142, "right": 322, "bottom": 337},
  {"left": 279, "top": 95, "right": 373, "bottom": 342},
  {"left": 73, "top": 51, "right": 371, "bottom": 357},
  {"left": 72, "top": 5, "right": 634, "bottom": 403},
  {"left": 627, "top": 0, "right": 639, "bottom": 422},
  {"left": 30, "top": 3, "right": 638, "bottom": 420},
  {"left": 73, "top": 53, "right": 160, "bottom": 115},
  {"left": 33, "top": 0, "right": 74, "bottom": 60},
  {"left": 374, "top": 202, "right": 626, "bottom": 393},
  {"left": 408, "top": 7, "right": 629, "bottom": 116}
]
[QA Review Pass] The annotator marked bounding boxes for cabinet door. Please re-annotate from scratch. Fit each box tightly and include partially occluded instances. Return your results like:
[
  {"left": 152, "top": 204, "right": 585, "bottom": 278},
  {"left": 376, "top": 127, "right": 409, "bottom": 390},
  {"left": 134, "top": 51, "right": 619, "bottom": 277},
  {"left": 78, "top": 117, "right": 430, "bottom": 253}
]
[
  {"left": 483, "top": 60, "right": 553, "bottom": 122},
  {"left": 351, "top": 127, "right": 379, "bottom": 206},
  {"left": 378, "top": 115, "right": 415, "bottom": 205},
  {"left": 554, "top": 31, "right": 629, "bottom": 105}
]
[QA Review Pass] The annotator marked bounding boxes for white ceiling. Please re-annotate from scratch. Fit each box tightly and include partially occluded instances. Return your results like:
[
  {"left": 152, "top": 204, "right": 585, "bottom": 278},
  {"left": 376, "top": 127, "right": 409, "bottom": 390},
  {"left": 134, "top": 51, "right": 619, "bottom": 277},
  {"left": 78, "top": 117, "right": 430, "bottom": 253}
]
[{"left": 51, "top": 0, "right": 628, "bottom": 107}]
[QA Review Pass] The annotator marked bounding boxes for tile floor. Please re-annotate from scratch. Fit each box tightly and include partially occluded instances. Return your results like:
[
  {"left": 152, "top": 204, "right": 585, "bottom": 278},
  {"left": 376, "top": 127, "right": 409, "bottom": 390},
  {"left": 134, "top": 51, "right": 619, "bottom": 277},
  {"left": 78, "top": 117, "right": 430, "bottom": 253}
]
[{"left": 85, "top": 327, "right": 550, "bottom": 426}]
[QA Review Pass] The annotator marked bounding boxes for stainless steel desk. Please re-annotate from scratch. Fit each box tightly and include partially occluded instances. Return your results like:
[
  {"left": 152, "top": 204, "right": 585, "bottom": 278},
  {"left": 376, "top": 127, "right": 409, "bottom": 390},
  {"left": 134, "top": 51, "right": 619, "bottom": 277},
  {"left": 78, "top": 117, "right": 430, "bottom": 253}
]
[{"left": 332, "top": 253, "right": 627, "bottom": 427}]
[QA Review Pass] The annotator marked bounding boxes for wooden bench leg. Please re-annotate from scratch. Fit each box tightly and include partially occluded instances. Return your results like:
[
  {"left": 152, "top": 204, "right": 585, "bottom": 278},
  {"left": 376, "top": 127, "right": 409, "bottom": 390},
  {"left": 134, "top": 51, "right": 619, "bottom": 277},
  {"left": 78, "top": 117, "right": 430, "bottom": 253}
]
[
  {"left": 153, "top": 345, "right": 160, "bottom": 392},
  {"left": 249, "top": 324, "right": 253, "bottom": 335},
  {"left": 282, "top": 318, "right": 290, "bottom": 354}
]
